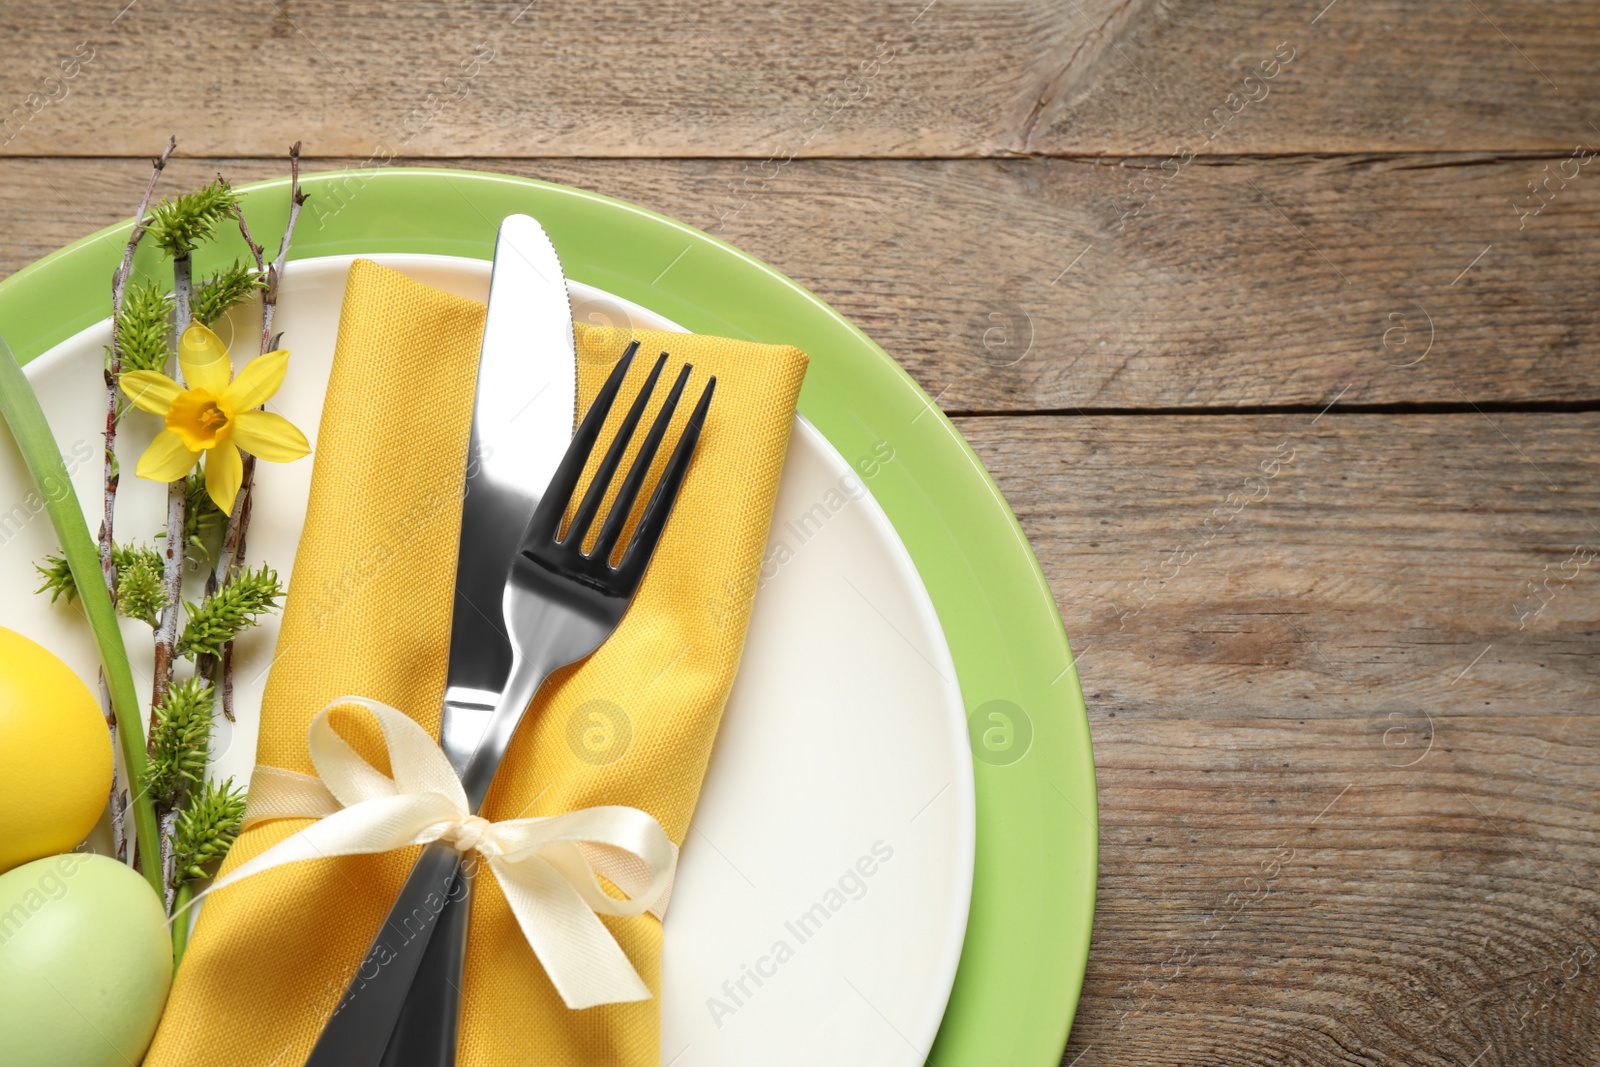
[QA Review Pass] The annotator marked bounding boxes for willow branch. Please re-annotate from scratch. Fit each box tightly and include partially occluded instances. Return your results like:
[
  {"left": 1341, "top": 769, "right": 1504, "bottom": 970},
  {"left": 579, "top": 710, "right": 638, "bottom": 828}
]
[
  {"left": 262, "top": 142, "right": 306, "bottom": 348},
  {"left": 214, "top": 144, "right": 305, "bottom": 722},
  {"left": 158, "top": 808, "right": 178, "bottom": 911},
  {"left": 235, "top": 197, "right": 267, "bottom": 276},
  {"left": 108, "top": 772, "right": 128, "bottom": 864},
  {"left": 106, "top": 136, "right": 177, "bottom": 588},
  {"left": 100, "top": 679, "right": 127, "bottom": 862},
  {"left": 217, "top": 484, "right": 253, "bottom": 722},
  {"left": 103, "top": 136, "right": 175, "bottom": 864},
  {"left": 150, "top": 251, "right": 192, "bottom": 730}
]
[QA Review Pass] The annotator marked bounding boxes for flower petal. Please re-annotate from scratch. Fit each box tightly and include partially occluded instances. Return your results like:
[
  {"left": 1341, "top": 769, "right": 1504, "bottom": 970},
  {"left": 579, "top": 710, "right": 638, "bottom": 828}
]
[
  {"left": 179, "top": 322, "right": 233, "bottom": 394},
  {"left": 135, "top": 429, "right": 201, "bottom": 483},
  {"left": 224, "top": 349, "right": 290, "bottom": 412},
  {"left": 120, "top": 370, "right": 182, "bottom": 415},
  {"left": 205, "top": 442, "right": 244, "bottom": 514},
  {"left": 231, "top": 409, "right": 311, "bottom": 462}
]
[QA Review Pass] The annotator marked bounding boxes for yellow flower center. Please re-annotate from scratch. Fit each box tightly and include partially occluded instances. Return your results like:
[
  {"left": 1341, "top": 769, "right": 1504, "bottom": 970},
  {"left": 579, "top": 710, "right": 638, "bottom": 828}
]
[{"left": 165, "top": 388, "right": 234, "bottom": 451}]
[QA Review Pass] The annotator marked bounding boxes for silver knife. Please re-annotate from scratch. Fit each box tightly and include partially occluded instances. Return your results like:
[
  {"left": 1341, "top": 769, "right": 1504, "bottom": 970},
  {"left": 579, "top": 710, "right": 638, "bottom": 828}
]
[
  {"left": 305, "top": 215, "right": 577, "bottom": 1067},
  {"left": 440, "top": 212, "right": 578, "bottom": 772}
]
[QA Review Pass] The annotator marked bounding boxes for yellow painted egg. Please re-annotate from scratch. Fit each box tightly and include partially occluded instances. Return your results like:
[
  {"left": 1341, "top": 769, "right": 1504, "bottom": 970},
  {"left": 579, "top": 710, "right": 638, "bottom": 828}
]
[
  {"left": 0, "top": 627, "right": 113, "bottom": 873},
  {"left": 0, "top": 853, "right": 172, "bottom": 1065}
]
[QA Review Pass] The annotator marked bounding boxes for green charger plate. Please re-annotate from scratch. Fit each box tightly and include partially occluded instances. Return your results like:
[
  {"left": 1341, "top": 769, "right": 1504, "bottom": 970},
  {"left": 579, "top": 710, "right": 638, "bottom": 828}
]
[{"left": 0, "top": 168, "right": 1096, "bottom": 1065}]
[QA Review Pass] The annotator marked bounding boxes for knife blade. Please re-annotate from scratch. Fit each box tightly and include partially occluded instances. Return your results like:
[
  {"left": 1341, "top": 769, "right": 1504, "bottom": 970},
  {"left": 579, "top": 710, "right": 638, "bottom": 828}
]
[
  {"left": 441, "top": 213, "right": 578, "bottom": 767},
  {"left": 304, "top": 215, "right": 578, "bottom": 1067}
]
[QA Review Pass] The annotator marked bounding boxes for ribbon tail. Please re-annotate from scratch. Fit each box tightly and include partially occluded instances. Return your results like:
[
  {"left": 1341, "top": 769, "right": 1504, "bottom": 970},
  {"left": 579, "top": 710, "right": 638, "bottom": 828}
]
[
  {"left": 489, "top": 854, "right": 654, "bottom": 1010},
  {"left": 494, "top": 806, "right": 676, "bottom": 919}
]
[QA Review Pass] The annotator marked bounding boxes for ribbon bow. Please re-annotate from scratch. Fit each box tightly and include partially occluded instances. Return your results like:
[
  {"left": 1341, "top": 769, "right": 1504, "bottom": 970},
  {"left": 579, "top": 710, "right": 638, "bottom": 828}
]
[{"left": 195, "top": 696, "right": 677, "bottom": 1010}]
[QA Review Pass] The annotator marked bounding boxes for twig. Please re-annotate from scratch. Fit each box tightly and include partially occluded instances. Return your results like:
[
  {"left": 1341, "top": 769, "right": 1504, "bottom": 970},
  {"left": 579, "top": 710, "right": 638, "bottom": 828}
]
[
  {"left": 235, "top": 197, "right": 267, "bottom": 276},
  {"left": 103, "top": 136, "right": 176, "bottom": 865},
  {"left": 158, "top": 808, "right": 177, "bottom": 911},
  {"left": 262, "top": 142, "right": 307, "bottom": 349},
  {"left": 218, "top": 484, "right": 254, "bottom": 722},
  {"left": 101, "top": 680, "right": 129, "bottom": 863},
  {"left": 214, "top": 144, "right": 306, "bottom": 722},
  {"left": 108, "top": 775, "right": 128, "bottom": 864},
  {"left": 220, "top": 642, "right": 236, "bottom": 723},
  {"left": 106, "top": 136, "right": 177, "bottom": 589},
  {"left": 223, "top": 142, "right": 304, "bottom": 576},
  {"left": 170, "top": 250, "right": 193, "bottom": 339},
  {"left": 149, "top": 250, "right": 193, "bottom": 727},
  {"left": 192, "top": 567, "right": 221, "bottom": 688}
]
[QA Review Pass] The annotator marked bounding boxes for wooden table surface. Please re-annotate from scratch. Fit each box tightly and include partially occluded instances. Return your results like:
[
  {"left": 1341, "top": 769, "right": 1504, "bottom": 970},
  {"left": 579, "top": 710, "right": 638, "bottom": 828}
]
[{"left": 3, "top": 3, "right": 1597, "bottom": 1065}]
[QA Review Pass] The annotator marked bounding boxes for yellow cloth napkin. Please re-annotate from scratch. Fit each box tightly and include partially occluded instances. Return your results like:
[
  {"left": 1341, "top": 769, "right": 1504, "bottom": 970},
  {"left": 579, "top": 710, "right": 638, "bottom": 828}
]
[{"left": 146, "top": 258, "right": 807, "bottom": 1066}]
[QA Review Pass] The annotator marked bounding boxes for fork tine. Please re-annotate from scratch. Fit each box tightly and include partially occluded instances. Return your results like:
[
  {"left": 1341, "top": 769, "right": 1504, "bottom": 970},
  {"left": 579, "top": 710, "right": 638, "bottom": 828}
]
[
  {"left": 617, "top": 375, "right": 716, "bottom": 587},
  {"left": 589, "top": 361, "right": 693, "bottom": 563},
  {"left": 564, "top": 352, "right": 668, "bottom": 548},
  {"left": 521, "top": 341, "right": 638, "bottom": 545}
]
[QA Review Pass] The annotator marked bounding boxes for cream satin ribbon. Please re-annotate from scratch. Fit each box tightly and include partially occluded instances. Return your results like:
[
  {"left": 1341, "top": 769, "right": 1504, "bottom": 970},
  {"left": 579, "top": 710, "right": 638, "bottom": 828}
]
[{"left": 186, "top": 696, "right": 677, "bottom": 1010}]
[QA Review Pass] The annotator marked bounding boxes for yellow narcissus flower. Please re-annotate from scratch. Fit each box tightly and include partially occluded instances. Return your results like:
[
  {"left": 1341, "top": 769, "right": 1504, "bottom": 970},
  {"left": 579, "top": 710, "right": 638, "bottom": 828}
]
[{"left": 120, "top": 322, "right": 310, "bottom": 514}]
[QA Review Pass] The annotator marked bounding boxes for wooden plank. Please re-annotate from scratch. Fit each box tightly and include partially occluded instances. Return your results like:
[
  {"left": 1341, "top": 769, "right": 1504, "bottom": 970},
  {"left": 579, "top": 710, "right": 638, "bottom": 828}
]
[
  {"left": 1032, "top": 0, "right": 1600, "bottom": 157},
  {"left": 0, "top": 0, "right": 1595, "bottom": 159},
  {"left": 954, "top": 412, "right": 1600, "bottom": 1066},
  {"left": 3, "top": 155, "right": 1598, "bottom": 411}
]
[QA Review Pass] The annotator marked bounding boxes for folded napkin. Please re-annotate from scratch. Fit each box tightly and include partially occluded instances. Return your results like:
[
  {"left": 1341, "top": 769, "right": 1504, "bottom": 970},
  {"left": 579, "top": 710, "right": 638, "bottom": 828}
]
[{"left": 146, "top": 258, "right": 808, "bottom": 1065}]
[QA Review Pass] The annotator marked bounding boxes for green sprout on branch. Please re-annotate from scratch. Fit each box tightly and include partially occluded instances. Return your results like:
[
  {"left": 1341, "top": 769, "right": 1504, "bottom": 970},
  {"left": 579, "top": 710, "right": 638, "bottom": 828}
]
[
  {"left": 145, "top": 177, "right": 240, "bottom": 257},
  {"left": 146, "top": 676, "right": 215, "bottom": 806},
  {"left": 172, "top": 776, "right": 247, "bottom": 885},
  {"left": 35, "top": 542, "right": 165, "bottom": 624},
  {"left": 175, "top": 563, "right": 283, "bottom": 660},
  {"left": 178, "top": 468, "right": 228, "bottom": 568},
  {"left": 114, "top": 544, "right": 165, "bottom": 625},
  {"left": 113, "top": 280, "right": 173, "bottom": 375},
  {"left": 33, "top": 553, "right": 77, "bottom": 606},
  {"left": 195, "top": 260, "right": 267, "bottom": 328}
]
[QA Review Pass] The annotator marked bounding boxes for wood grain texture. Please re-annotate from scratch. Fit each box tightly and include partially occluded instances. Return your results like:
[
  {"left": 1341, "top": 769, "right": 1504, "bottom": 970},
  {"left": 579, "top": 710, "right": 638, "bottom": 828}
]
[
  {"left": 4, "top": 155, "right": 1599, "bottom": 412},
  {"left": 2, "top": 1, "right": 1597, "bottom": 1062},
  {"left": 955, "top": 412, "right": 1599, "bottom": 1067},
  {"left": 0, "top": 0, "right": 1596, "bottom": 158}
]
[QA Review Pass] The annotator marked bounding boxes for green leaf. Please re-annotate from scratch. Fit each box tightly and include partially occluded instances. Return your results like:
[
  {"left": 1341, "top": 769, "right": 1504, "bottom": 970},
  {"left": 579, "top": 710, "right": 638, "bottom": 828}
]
[{"left": 0, "top": 331, "right": 164, "bottom": 901}]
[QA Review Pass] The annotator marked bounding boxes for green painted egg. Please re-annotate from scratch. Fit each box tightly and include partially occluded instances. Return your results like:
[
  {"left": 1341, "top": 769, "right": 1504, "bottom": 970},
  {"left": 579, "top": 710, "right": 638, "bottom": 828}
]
[{"left": 0, "top": 853, "right": 171, "bottom": 1066}]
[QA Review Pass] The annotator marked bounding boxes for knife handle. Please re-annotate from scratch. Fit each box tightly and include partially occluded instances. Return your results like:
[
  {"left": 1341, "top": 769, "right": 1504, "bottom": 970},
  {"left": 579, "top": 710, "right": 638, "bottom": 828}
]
[
  {"left": 380, "top": 862, "right": 475, "bottom": 1066},
  {"left": 303, "top": 842, "right": 463, "bottom": 1067}
]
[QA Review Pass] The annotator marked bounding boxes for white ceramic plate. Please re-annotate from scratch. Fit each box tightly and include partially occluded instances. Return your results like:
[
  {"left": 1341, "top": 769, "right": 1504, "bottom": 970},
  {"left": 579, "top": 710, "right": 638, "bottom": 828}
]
[{"left": 0, "top": 254, "right": 975, "bottom": 1066}]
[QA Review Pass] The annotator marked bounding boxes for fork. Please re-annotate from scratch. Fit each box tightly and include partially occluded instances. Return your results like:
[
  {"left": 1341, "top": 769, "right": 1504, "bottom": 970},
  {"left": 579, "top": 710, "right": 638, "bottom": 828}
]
[{"left": 305, "top": 341, "right": 715, "bottom": 1067}]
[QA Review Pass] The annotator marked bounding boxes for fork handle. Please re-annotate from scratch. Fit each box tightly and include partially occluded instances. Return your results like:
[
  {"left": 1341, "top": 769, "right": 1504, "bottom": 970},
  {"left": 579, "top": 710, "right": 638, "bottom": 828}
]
[
  {"left": 374, "top": 659, "right": 552, "bottom": 1066},
  {"left": 303, "top": 842, "right": 463, "bottom": 1067},
  {"left": 380, "top": 860, "right": 474, "bottom": 1065}
]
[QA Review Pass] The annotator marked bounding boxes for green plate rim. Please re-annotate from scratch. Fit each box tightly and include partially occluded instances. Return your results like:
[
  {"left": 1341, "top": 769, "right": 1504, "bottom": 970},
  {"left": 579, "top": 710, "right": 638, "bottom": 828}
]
[{"left": 0, "top": 167, "right": 1097, "bottom": 1065}]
